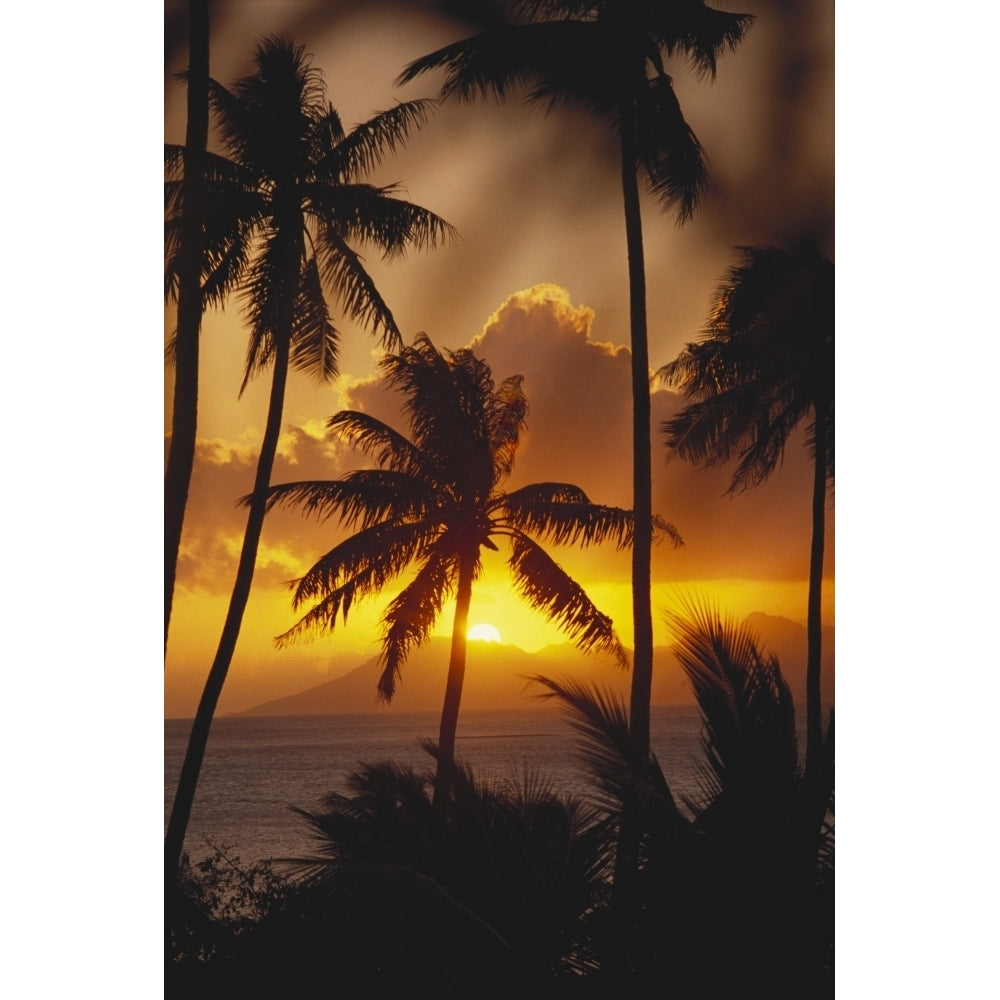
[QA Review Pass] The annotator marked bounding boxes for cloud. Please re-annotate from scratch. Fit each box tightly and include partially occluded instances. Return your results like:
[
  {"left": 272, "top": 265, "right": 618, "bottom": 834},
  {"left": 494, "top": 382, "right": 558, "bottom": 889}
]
[
  {"left": 175, "top": 426, "right": 357, "bottom": 594},
  {"left": 176, "top": 282, "right": 830, "bottom": 607},
  {"left": 168, "top": 282, "right": 832, "bottom": 717},
  {"left": 469, "top": 284, "right": 635, "bottom": 507}
]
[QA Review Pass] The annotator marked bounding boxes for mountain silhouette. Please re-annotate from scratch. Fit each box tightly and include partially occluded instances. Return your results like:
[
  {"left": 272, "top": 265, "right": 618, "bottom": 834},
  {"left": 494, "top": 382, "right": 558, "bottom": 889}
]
[{"left": 238, "top": 614, "right": 833, "bottom": 716}]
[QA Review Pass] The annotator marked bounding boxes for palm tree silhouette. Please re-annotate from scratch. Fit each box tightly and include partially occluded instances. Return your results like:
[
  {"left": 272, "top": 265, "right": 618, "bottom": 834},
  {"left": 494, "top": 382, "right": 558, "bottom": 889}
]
[
  {"left": 286, "top": 758, "right": 612, "bottom": 989},
  {"left": 164, "top": 36, "right": 455, "bottom": 878},
  {"left": 530, "top": 595, "right": 834, "bottom": 995},
  {"left": 397, "top": 0, "right": 753, "bottom": 758},
  {"left": 164, "top": 0, "right": 209, "bottom": 649},
  {"left": 263, "top": 333, "right": 660, "bottom": 803},
  {"left": 658, "top": 243, "right": 834, "bottom": 791}
]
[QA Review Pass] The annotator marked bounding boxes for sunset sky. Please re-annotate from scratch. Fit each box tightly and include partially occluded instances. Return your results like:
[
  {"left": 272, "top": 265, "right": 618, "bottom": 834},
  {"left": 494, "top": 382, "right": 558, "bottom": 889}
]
[
  {"left": 4, "top": 3, "right": 990, "bottom": 990},
  {"left": 164, "top": 0, "right": 835, "bottom": 718}
]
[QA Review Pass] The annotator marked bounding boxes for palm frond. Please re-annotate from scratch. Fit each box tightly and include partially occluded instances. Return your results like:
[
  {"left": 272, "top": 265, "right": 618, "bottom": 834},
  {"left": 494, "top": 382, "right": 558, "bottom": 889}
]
[
  {"left": 271, "top": 335, "right": 632, "bottom": 782},
  {"left": 378, "top": 546, "right": 460, "bottom": 700},
  {"left": 287, "top": 753, "right": 614, "bottom": 983},
  {"left": 652, "top": 513, "right": 684, "bottom": 548},
  {"left": 307, "top": 182, "right": 457, "bottom": 260},
  {"left": 504, "top": 0, "right": 587, "bottom": 18},
  {"left": 399, "top": 19, "right": 620, "bottom": 127},
  {"left": 659, "top": 243, "right": 834, "bottom": 494},
  {"left": 305, "top": 103, "right": 345, "bottom": 171},
  {"left": 486, "top": 374, "right": 527, "bottom": 481},
  {"left": 324, "top": 99, "right": 439, "bottom": 181},
  {"left": 289, "top": 255, "right": 340, "bottom": 382},
  {"left": 508, "top": 533, "right": 628, "bottom": 667},
  {"left": 212, "top": 36, "right": 326, "bottom": 176},
  {"left": 275, "top": 518, "right": 442, "bottom": 640},
  {"left": 651, "top": 6, "right": 755, "bottom": 80},
  {"left": 381, "top": 337, "right": 497, "bottom": 493},
  {"left": 237, "top": 225, "right": 294, "bottom": 392},
  {"left": 661, "top": 387, "right": 775, "bottom": 487},
  {"left": 397, "top": 23, "right": 577, "bottom": 103},
  {"left": 525, "top": 675, "right": 683, "bottom": 821},
  {"left": 177, "top": 35, "right": 452, "bottom": 391},
  {"left": 164, "top": 152, "right": 265, "bottom": 307},
  {"left": 635, "top": 73, "right": 708, "bottom": 222},
  {"left": 502, "top": 484, "right": 634, "bottom": 551},
  {"left": 262, "top": 472, "right": 435, "bottom": 529},
  {"left": 312, "top": 223, "right": 401, "bottom": 349},
  {"left": 289, "top": 761, "right": 434, "bottom": 867},
  {"left": 326, "top": 410, "right": 436, "bottom": 482},
  {"left": 164, "top": 142, "right": 186, "bottom": 178},
  {"left": 663, "top": 595, "right": 801, "bottom": 806}
]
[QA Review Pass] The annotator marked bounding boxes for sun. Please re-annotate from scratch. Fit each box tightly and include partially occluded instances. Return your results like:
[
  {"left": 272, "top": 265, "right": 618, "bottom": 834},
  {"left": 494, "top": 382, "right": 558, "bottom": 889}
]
[{"left": 467, "top": 623, "right": 502, "bottom": 643}]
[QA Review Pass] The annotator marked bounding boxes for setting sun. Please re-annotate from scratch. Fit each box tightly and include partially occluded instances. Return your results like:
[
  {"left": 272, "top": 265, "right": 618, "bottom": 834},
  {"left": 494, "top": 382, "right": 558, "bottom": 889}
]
[{"left": 467, "top": 623, "right": 502, "bottom": 643}]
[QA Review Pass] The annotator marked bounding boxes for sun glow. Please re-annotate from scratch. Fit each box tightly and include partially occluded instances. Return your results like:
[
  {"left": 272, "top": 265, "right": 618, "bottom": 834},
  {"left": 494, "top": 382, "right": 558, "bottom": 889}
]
[{"left": 467, "top": 623, "right": 502, "bottom": 643}]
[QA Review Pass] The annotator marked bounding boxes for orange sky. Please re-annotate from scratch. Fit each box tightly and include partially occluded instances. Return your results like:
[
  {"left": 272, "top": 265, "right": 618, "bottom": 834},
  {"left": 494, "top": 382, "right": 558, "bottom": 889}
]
[{"left": 164, "top": 0, "right": 834, "bottom": 718}]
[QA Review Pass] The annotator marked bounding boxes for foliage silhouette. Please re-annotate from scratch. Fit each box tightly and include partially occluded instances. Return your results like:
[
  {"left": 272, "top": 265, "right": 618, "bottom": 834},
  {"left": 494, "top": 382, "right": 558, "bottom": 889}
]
[
  {"left": 166, "top": 845, "right": 291, "bottom": 998},
  {"left": 658, "top": 243, "right": 834, "bottom": 791},
  {"left": 530, "top": 595, "right": 833, "bottom": 996},
  {"left": 398, "top": 0, "right": 753, "bottom": 761},
  {"left": 166, "top": 600, "right": 831, "bottom": 998},
  {"left": 164, "top": 0, "right": 209, "bottom": 649},
  {"left": 263, "top": 333, "right": 665, "bottom": 802},
  {"left": 284, "top": 758, "right": 613, "bottom": 990},
  {"left": 164, "top": 35, "right": 454, "bottom": 879}
]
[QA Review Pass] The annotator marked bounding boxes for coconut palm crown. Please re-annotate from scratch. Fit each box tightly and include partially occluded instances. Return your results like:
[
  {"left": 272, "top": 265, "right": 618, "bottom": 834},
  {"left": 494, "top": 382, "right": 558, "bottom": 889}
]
[
  {"left": 397, "top": 1, "right": 754, "bottom": 223},
  {"left": 658, "top": 243, "right": 834, "bottom": 791},
  {"left": 164, "top": 36, "right": 454, "bottom": 878},
  {"left": 265, "top": 334, "right": 677, "bottom": 798},
  {"left": 397, "top": 0, "right": 753, "bottom": 758},
  {"left": 165, "top": 35, "right": 455, "bottom": 390}
]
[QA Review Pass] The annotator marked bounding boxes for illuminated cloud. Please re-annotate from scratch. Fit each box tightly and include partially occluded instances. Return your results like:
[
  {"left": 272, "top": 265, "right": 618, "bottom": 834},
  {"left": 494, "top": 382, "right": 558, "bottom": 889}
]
[
  {"left": 176, "top": 283, "right": 830, "bottom": 600},
  {"left": 167, "top": 284, "right": 832, "bottom": 717}
]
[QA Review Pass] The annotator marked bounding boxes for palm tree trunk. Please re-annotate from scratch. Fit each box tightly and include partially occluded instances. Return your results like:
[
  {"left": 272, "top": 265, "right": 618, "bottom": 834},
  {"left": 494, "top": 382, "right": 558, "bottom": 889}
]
[
  {"left": 619, "top": 111, "right": 654, "bottom": 760},
  {"left": 164, "top": 0, "right": 209, "bottom": 652},
  {"left": 609, "top": 103, "right": 655, "bottom": 977},
  {"left": 165, "top": 331, "right": 292, "bottom": 881},
  {"left": 804, "top": 398, "right": 829, "bottom": 793},
  {"left": 433, "top": 551, "right": 475, "bottom": 808}
]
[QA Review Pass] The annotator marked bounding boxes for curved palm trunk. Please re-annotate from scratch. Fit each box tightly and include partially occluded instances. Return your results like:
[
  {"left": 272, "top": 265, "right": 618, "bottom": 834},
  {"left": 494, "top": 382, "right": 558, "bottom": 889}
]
[
  {"left": 619, "top": 112, "right": 654, "bottom": 760},
  {"left": 804, "top": 397, "right": 830, "bottom": 793},
  {"left": 165, "top": 339, "right": 291, "bottom": 878},
  {"left": 165, "top": 221, "right": 298, "bottom": 877},
  {"left": 433, "top": 550, "right": 475, "bottom": 808},
  {"left": 164, "top": 0, "right": 209, "bottom": 652}
]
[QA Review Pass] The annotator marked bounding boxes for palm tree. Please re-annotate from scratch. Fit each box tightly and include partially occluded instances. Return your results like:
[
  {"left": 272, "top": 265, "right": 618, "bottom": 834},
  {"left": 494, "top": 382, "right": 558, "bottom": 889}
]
[
  {"left": 263, "top": 334, "right": 666, "bottom": 804},
  {"left": 658, "top": 243, "right": 834, "bottom": 794},
  {"left": 164, "top": 0, "right": 209, "bottom": 649},
  {"left": 396, "top": 0, "right": 753, "bottom": 758},
  {"left": 530, "top": 596, "right": 834, "bottom": 996},
  {"left": 164, "top": 36, "right": 455, "bottom": 879},
  {"left": 287, "top": 758, "right": 613, "bottom": 988}
]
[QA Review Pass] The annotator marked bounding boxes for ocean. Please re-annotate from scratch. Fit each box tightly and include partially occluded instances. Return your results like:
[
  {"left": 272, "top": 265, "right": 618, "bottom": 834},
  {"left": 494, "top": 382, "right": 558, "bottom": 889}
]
[{"left": 165, "top": 706, "right": 708, "bottom": 865}]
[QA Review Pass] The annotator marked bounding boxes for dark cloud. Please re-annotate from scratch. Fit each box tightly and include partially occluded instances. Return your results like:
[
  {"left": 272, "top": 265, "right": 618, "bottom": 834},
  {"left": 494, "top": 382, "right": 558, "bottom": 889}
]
[{"left": 166, "top": 1, "right": 833, "bottom": 392}]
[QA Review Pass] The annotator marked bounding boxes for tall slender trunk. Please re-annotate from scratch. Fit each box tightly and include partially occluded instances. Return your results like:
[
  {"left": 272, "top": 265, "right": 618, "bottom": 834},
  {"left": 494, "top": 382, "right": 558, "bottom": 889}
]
[
  {"left": 619, "top": 114, "right": 654, "bottom": 760},
  {"left": 804, "top": 397, "right": 829, "bottom": 792},
  {"left": 433, "top": 551, "right": 475, "bottom": 808},
  {"left": 165, "top": 221, "right": 300, "bottom": 879},
  {"left": 164, "top": 337, "right": 291, "bottom": 878},
  {"left": 609, "top": 104, "right": 654, "bottom": 978},
  {"left": 165, "top": 0, "right": 209, "bottom": 651}
]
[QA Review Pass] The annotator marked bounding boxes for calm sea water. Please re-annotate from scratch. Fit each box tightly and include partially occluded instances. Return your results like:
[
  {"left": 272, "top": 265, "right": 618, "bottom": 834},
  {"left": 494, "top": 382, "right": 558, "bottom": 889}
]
[{"left": 165, "top": 706, "right": 707, "bottom": 865}]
